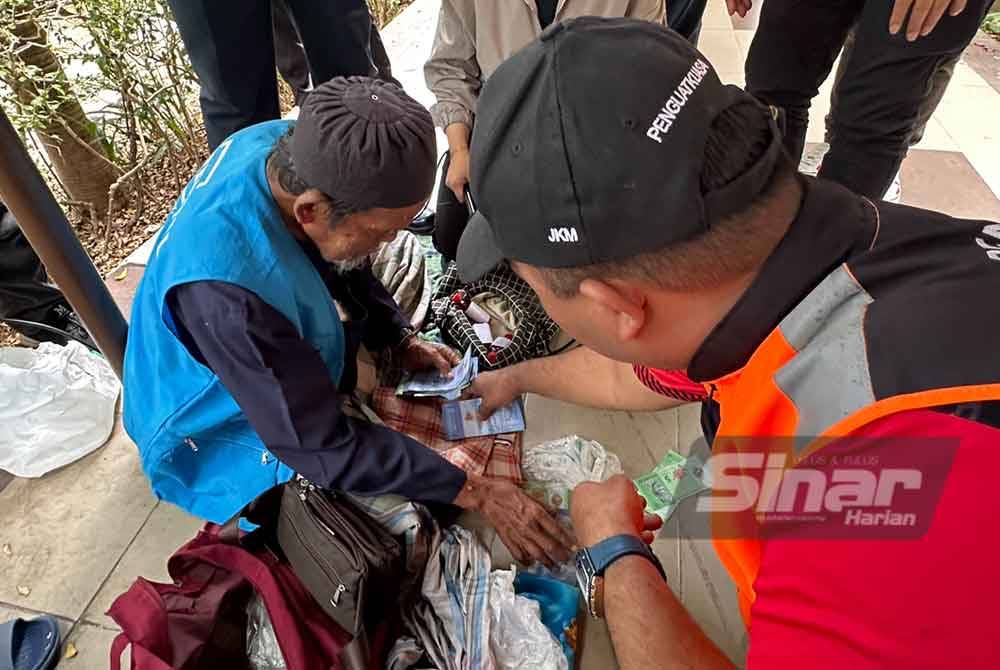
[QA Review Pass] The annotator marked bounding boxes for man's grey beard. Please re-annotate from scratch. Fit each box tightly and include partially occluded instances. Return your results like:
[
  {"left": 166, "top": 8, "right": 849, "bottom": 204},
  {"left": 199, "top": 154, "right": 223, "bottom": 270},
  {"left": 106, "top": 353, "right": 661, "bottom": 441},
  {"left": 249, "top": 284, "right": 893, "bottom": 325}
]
[{"left": 331, "top": 254, "right": 369, "bottom": 273}]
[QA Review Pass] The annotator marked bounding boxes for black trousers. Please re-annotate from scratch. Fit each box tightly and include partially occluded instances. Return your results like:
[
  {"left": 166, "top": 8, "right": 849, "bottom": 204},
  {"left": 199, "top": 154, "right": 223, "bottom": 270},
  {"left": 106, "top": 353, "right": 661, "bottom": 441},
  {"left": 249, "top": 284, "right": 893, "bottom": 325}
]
[
  {"left": 432, "top": 151, "right": 471, "bottom": 263},
  {"left": 667, "top": 0, "right": 708, "bottom": 44},
  {"left": 167, "top": 0, "right": 378, "bottom": 150},
  {"left": 746, "top": 0, "right": 991, "bottom": 199},
  {"left": 0, "top": 205, "right": 66, "bottom": 331}
]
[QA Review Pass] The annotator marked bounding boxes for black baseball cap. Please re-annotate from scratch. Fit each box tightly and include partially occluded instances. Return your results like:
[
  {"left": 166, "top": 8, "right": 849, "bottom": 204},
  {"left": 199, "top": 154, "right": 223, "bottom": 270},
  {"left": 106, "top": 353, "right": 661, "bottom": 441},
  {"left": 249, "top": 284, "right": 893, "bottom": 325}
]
[
  {"left": 457, "top": 17, "right": 782, "bottom": 282},
  {"left": 292, "top": 76, "right": 436, "bottom": 210}
]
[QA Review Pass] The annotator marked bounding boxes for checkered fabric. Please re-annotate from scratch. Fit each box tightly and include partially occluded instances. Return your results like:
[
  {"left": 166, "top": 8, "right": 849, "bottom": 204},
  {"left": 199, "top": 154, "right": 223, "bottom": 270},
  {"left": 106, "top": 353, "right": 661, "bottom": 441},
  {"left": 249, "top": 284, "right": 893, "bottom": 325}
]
[
  {"left": 430, "top": 262, "right": 560, "bottom": 370},
  {"left": 371, "top": 387, "right": 523, "bottom": 484}
]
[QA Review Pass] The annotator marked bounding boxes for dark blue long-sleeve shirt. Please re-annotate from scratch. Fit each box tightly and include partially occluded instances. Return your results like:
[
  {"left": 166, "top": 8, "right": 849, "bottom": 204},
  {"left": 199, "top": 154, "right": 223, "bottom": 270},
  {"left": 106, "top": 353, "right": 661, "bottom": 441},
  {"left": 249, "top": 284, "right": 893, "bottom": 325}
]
[{"left": 165, "top": 245, "right": 467, "bottom": 505}]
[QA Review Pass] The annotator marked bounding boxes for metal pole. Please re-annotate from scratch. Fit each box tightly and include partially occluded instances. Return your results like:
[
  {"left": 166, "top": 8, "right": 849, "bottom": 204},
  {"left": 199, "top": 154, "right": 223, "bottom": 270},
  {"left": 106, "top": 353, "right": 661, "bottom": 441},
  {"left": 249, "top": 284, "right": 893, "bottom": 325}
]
[{"left": 0, "top": 108, "right": 127, "bottom": 379}]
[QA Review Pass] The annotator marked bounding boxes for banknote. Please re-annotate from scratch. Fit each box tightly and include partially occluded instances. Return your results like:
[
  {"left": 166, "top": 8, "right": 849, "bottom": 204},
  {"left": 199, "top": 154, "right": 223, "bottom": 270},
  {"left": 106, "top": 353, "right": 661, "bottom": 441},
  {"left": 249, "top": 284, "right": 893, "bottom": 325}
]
[{"left": 634, "top": 451, "right": 711, "bottom": 520}]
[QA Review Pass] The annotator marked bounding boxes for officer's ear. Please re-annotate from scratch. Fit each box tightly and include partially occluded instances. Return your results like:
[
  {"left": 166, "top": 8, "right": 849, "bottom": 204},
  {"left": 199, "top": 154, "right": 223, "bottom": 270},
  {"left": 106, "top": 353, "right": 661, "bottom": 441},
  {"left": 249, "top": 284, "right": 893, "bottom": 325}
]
[
  {"left": 292, "top": 189, "right": 330, "bottom": 229},
  {"left": 578, "top": 278, "right": 647, "bottom": 342}
]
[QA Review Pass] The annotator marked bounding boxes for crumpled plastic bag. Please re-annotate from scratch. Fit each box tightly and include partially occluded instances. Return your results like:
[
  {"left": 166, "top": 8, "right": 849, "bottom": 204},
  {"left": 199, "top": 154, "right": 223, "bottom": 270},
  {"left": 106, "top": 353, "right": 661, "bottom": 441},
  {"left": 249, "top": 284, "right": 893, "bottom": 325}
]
[
  {"left": 247, "top": 592, "right": 286, "bottom": 670},
  {"left": 522, "top": 435, "right": 624, "bottom": 513},
  {"left": 0, "top": 341, "right": 120, "bottom": 477},
  {"left": 522, "top": 436, "right": 625, "bottom": 586},
  {"left": 489, "top": 569, "right": 568, "bottom": 670},
  {"left": 514, "top": 572, "right": 580, "bottom": 668}
]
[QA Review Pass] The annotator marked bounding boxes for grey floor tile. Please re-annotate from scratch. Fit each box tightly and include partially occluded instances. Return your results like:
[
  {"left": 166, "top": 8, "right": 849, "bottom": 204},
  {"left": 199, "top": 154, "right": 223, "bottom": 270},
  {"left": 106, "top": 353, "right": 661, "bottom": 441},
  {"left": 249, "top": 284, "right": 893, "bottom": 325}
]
[
  {"left": 677, "top": 402, "right": 708, "bottom": 457},
  {"left": 523, "top": 395, "right": 673, "bottom": 479},
  {"left": 653, "top": 517, "right": 685, "bottom": 590},
  {"left": 899, "top": 149, "right": 1000, "bottom": 219},
  {"left": 63, "top": 621, "right": 127, "bottom": 669},
  {"left": 0, "top": 469, "right": 13, "bottom": 495},
  {"left": 0, "top": 423, "right": 157, "bottom": 620},
  {"left": 578, "top": 615, "right": 619, "bottom": 670},
  {"left": 83, "top": 502, "right": 203, "bottom": 627}
]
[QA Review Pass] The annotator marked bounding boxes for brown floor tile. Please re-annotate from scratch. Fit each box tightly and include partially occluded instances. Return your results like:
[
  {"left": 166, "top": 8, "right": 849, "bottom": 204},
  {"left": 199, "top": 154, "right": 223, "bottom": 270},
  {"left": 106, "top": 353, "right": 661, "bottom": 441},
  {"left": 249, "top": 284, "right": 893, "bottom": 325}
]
[
  {"left": 104, "top": 263, "right": 146, "bottom": 323},
  {"left": 899, "top": 149, "right": 1000, "bottom": 219}
]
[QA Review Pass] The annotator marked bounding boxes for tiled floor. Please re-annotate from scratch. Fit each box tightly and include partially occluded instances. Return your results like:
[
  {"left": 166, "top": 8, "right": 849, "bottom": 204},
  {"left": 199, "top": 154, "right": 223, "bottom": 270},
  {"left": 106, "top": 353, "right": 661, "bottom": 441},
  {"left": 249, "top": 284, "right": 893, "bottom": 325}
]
[{"left": 4, "top": 1, "right": 1000, "bottom": 668}]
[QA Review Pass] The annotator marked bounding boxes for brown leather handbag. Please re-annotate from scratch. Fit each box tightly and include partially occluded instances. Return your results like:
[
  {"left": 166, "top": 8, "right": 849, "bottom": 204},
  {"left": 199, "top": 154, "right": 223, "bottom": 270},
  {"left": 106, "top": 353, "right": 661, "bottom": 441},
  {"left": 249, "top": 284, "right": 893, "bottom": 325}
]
[
  {"left": 222, "top": 477, "right": 404, "bottom": 669},
  {"left": 273, "top": 477, "right": 403, "bottom": 638}
]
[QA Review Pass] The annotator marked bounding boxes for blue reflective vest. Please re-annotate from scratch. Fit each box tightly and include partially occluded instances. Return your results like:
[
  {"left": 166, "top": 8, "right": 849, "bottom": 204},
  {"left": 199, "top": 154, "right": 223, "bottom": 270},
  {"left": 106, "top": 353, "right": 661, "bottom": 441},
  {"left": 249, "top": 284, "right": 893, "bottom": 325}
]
[{"left": 123, "top": 120, "right": 345, "bottom": 523}]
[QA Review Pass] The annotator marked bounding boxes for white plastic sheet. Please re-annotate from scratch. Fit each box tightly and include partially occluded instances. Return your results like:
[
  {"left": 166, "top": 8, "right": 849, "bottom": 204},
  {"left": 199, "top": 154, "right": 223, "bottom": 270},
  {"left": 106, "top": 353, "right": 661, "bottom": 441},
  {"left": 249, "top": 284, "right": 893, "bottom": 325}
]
[
  {"left": 489, "top": 570, "right": 567, "bottom": 670},
  {"left": 0, "top": 341, "right": 120, "bottom": 477}
]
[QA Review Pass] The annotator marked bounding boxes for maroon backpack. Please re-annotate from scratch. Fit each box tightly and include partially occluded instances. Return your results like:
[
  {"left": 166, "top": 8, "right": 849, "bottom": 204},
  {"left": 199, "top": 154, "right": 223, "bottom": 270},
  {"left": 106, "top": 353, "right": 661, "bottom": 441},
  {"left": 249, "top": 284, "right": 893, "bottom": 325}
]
[{"left": 107, "top": 523, "right": 351, "bottom": 670}]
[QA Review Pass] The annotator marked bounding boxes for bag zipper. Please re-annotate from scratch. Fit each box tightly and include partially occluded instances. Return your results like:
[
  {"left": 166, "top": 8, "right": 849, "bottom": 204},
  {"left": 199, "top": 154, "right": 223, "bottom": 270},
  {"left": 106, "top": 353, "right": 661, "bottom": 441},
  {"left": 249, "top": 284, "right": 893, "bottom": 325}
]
[{"left": 284, "top": 483, "right": 352, "bottom": 607}]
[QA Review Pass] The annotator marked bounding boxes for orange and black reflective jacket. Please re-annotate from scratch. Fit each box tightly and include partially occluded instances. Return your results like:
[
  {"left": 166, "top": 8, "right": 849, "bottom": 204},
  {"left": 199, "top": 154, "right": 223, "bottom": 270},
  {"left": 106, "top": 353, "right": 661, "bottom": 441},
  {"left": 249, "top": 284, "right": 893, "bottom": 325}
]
[{"left": 684, "top": 178, "right": 1000, "bottom": 626}]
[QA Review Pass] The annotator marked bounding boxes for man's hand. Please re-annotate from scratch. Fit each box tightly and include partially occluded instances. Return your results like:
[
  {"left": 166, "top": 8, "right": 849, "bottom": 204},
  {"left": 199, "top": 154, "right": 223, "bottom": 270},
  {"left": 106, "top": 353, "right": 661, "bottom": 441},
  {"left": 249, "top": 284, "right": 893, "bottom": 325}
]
[
  {"left": 725, "top": 0, "right": 753, "bottom": 18},
  {"left": 454, "top": 474, "right": 575, "bottom": 566},
  {"left": 571, "top": 476, "right": 663, "bottom": 547},
  {"left": 397, "top": 336, "right": 461, "bottom": 375},
  {"left": 446, "top": 147, "right": 471, "bottom": 202},
  {"left": 890, "top": 0, "right": 967, "bottom": 40},
  {"left": 466, "top": 368, "right": 522, "bottom": 420}
]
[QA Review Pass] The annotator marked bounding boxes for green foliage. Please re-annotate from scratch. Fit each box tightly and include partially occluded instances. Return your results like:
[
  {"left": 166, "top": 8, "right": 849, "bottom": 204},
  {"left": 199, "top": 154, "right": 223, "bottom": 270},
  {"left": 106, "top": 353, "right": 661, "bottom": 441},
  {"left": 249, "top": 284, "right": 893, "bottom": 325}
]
[
  {"left": 0, "top": 0, "right": 202, "bottom": 211},
  {"left": 983, "top": 12, "right": 1000, "bottom": 37},
  {"left": 369, "top": 0, "right": 409, "bottom": 28}
]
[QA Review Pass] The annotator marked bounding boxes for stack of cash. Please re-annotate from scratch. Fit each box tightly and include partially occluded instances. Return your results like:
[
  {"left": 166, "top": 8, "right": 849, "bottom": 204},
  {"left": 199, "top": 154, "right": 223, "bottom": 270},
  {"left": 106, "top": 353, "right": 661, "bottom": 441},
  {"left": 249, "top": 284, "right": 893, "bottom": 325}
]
[
  {"left": 634, "top": 450, "right": 711, "bottom": 521},
  {"left": 396, "top": 347, "right": 478, "bottom": 400}
]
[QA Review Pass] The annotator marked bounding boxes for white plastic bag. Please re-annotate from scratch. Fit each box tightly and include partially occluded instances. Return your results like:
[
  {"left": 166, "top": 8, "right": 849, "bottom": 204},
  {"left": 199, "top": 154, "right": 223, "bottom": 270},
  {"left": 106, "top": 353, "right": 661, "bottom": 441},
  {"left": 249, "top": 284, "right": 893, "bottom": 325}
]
[
  {"left": 489, "top": 570, "right": 568, "bottom": 670},
  {"left": 522, "top": 435, "right": 624, "bottom": 512},
  {"left": 0, "top": 341, "right": 120, "bottom": 477},
  {"left": 247, "top": 592, "right": 286, "bottom": 670}
]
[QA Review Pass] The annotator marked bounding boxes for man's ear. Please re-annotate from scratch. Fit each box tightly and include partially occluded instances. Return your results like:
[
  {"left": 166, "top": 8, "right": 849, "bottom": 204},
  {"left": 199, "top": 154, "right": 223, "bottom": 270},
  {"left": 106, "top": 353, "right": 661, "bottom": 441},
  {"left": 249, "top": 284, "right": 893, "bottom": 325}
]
[
  {"left": 578, "top": 278, "right": 647, "bottom": 341},
  {"left": 292, "top": 189, "right": 328, "bottom": 228}
]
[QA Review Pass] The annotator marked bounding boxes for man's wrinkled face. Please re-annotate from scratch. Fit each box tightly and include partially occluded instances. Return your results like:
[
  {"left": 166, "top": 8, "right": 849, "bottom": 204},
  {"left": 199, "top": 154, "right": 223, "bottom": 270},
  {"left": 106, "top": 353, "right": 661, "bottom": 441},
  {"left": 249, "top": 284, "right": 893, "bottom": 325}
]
[{"left": 299, "top": 199, "right": 424, "bottom": 269}]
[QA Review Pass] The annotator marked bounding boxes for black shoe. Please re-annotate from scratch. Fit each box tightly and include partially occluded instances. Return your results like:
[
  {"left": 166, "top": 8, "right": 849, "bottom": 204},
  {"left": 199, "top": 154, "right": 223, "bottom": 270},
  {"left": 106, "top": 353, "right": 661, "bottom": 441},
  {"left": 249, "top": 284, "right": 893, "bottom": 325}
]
[{"left": 3, "top": 303, "right": 98, "bottom": 351}]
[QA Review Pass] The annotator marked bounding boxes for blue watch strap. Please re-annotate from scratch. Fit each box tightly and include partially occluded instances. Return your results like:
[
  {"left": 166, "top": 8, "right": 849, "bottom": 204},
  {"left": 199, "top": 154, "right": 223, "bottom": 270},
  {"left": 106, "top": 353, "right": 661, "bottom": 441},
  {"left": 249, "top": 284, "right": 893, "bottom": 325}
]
[{"left": 587, "top": 534, "right": 666, "bottom": 581}]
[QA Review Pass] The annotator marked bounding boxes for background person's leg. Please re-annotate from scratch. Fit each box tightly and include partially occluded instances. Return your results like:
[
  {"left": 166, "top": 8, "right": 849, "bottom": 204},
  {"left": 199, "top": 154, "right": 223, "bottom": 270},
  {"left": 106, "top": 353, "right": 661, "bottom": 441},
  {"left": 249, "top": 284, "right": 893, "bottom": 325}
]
[
  {"left": 0, "top": 205, "right": 63, "bottom": 322},
  {"left": 166, "top": 0, "right": 278, "bottom": 150},
  {"left": 824, "top": 29, "right": 958, "bottom": 201},
  {"left": 0, "top": 205, "right": 93, "bottom": 347},
  {"left": 818, "top": 0, "right": 991, "bottom": 198},
  {"left": 745, "top": 0, "right": 864, "bottom": 165},
  {"left": 284, "top": 0, "right": 378, "bottom": 87},
  {"left": 272, "top": 0, "right": 311, "bottom": 107},
  {"left": 667, "top": 0, "right": 709, "bottom": 45},
  {"left": 432, "top": 152, "right": 470, "bottom": 263}
]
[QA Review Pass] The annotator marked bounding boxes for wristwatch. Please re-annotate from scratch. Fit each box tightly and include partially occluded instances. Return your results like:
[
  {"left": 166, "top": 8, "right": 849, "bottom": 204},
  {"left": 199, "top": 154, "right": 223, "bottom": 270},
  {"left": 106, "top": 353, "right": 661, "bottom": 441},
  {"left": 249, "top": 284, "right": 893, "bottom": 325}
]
[{"left": 575, "top": 534, "right": 666, "bottom": 619}]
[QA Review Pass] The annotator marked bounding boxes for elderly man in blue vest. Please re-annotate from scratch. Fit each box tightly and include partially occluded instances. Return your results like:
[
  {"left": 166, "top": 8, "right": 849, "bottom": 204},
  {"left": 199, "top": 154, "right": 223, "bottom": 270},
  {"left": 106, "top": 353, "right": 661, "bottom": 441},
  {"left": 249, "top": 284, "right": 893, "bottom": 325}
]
[{"left": 123, "top": 77, "right": 572, "bottom": 566}]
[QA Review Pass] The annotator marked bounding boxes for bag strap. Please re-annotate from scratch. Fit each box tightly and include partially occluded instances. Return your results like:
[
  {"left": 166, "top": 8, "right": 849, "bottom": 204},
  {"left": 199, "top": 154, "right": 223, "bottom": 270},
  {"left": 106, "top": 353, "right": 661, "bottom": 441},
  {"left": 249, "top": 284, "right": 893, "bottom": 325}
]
[
  {"left": 183, "top": 541, "right": 315, "bottom": 670},
  {"left": 217, "top": 483, "right": 285, "bottom": 545},
  {"left": 110, "top": 633, "right": 173, "bottom": 670}
]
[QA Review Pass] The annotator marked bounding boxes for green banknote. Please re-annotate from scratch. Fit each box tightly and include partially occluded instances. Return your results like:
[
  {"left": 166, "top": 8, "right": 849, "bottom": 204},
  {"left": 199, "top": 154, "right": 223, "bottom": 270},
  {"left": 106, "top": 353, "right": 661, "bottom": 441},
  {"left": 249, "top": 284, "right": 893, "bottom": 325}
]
[{"left": 634, "top": 451, "right": 710, "bottom": 520}]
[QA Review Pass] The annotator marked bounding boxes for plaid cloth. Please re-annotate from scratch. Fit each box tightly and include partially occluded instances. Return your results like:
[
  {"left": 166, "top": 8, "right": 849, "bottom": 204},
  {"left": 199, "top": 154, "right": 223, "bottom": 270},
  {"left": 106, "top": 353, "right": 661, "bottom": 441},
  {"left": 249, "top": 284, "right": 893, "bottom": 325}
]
[
  {"left": 371, "top": 387, "right": 523, "bottom": 484},
  {"left": 430, "top": 262, "right": 560, "bottom": 371}
]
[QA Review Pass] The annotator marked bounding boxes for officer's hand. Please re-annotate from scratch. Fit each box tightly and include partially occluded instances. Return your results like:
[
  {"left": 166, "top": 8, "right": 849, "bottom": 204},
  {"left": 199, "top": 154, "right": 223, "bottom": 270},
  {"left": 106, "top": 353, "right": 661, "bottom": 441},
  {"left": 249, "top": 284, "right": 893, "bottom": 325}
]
[
  {"left": 571, "top": 476, "right": 663, "bottom": 547},
  {"left": 890, "top": 0, "right": 967, "bottom": 40},
  {"left": 466, "top": 368, "right": 522, "bottom": 420}
]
